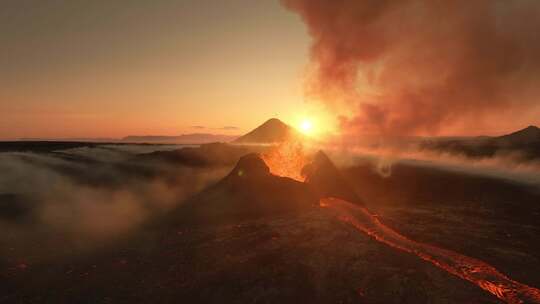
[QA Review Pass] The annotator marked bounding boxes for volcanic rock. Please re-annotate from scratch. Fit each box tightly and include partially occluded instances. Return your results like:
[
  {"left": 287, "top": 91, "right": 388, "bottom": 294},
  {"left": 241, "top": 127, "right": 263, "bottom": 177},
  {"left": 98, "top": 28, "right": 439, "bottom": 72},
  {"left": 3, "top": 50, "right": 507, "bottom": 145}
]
[
  {"left": 174, "top": 153, "right": 317, "bottom": 225},
  {"left": 303, "top": 151, "right": 363, "bottom": 205}
]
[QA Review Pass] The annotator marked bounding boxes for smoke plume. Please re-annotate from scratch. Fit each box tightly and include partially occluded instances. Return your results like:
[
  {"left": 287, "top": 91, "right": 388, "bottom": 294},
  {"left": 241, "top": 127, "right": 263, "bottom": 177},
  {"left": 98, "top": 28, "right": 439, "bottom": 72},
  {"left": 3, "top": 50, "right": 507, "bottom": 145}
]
[{"left": 282, "top": 0, "right": 540, "bottom": 136}]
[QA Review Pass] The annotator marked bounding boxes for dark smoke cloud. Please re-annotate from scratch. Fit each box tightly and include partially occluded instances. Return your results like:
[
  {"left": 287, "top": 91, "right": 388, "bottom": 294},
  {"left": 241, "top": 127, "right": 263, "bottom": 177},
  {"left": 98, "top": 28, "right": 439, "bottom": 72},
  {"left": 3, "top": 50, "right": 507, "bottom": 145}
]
[{"left": 282, "top": 0, "right": 540, "bottom": 136}]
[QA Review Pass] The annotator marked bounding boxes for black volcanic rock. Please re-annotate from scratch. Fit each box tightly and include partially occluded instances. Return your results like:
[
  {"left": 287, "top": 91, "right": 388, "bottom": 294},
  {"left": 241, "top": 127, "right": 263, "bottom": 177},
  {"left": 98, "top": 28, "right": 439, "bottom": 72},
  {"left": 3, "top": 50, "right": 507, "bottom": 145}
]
[
  {"left": 174, "top": 153, "right": 317, "bottom": 225},
  {"left": 303, "top": 151, "right": 363, "bottom": 205},
  {"left": 164, "top": 151, "right": 363, "bottom": 227},
  {"left": 234, "top": 118, "right": 298, "bottom": 144},
  {"left": 225, "top": 153, "right": 270, "bottom": 180},
  {"left": 5, "top": 151, "right": 530, "bottom": 304},
  {"left": 0, "top": 193, "right": 34, "bottom": 220}
]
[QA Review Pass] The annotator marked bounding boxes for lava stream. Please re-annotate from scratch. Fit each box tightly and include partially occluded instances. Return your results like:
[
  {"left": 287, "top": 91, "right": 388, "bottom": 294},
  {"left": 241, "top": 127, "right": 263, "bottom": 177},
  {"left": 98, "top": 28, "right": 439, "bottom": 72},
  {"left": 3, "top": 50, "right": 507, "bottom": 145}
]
[{"left": 320, "top": 197, "right": 540, "bottom": 304}]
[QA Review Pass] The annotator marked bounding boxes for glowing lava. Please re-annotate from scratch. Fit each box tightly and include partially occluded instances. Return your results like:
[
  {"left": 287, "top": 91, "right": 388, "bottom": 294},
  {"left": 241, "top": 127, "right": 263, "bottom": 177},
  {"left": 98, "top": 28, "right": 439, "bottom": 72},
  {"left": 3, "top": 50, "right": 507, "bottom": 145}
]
[
  {"left": 320, "top": 197, "right": 540, "bottom": 304},
  {"left": 261, "top": 140, "right": 308, "bottom": 182},
  {"left": 261, "top": 147, "right": 540, "bottom": 303}
]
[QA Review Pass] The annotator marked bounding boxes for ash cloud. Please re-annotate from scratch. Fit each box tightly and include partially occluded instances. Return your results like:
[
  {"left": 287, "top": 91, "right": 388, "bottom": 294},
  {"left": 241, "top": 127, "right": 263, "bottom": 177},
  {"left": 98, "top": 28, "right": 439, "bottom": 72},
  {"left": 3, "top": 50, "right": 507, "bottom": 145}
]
[{"left": 283, "top": 0, "right": 540, "bottom": 136}]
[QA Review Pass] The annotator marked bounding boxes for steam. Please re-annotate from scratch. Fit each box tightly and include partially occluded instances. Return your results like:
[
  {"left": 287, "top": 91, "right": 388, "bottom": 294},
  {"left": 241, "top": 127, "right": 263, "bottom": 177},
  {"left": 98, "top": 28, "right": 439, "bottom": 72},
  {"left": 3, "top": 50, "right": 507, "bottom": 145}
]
[
  {"left": 283, "top": 0, "right": 540, "bottom": 136},
  {"left": 0, "top": 147, "right": 228, "bottom": 262},
  {"left": 374, "top": 157, "right": 392, "bottom": 178},
  {"left": 331, "top": 144, "right": 540, "bottom": 186}
]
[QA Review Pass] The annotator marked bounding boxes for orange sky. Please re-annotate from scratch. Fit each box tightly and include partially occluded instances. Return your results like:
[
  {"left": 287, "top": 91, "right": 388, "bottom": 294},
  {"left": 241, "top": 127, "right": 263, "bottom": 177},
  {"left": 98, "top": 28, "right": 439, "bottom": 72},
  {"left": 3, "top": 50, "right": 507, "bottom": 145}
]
[
  {"left": 1, "top": 1, "right": 539, "bottom": 140},
  {"left": 0, "top": 0, "right": 312, "bottom": 139}
]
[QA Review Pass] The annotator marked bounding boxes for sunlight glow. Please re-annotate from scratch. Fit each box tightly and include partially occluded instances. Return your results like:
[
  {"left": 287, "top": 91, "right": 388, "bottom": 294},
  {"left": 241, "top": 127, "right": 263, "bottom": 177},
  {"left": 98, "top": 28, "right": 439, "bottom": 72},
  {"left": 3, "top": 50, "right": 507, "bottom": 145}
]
[
  {"left": 299, "top": 119, "right": 313, "bottom": 135},
  {"left": 287, "top": 105, "right": 339, "bottom": 141}
]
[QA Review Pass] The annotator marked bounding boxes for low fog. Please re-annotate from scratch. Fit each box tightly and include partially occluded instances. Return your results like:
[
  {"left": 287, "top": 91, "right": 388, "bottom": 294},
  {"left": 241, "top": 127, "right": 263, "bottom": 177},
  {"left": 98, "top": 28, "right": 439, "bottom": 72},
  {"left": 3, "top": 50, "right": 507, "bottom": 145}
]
[
  {"left": 0, "top": 145, "right": 229, "bottom": 262},
  {"left": 331, "top": 143, "right": 540, "bottom": 187}
]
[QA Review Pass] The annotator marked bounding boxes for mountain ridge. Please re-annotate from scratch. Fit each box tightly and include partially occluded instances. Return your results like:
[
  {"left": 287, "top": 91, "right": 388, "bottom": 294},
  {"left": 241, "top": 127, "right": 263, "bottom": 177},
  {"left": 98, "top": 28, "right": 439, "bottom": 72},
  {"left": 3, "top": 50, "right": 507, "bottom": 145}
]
[{"left": 234, "top": 118, "right": 299, "bottom": 144}]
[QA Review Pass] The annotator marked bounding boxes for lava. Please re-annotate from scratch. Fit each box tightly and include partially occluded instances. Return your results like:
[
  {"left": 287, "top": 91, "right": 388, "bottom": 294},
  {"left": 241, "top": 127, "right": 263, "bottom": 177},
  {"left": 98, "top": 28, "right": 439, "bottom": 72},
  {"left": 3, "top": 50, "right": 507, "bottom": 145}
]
[
  {"left": 320, "top": 197, "right": 540, "bottom": 304},
  {"left": 261, "top": 146, "right": 540, "bottom": 303},
  {"left": 261, "top": 140, "right": 308, "bottom": 182}
]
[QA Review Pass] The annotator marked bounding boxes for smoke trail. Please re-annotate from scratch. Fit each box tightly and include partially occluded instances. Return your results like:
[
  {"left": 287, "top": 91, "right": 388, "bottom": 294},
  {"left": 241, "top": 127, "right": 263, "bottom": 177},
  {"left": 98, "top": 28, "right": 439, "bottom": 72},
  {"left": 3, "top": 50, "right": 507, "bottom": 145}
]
[{"left": 282, "top": 0, "right": 540, "bottom": 136}]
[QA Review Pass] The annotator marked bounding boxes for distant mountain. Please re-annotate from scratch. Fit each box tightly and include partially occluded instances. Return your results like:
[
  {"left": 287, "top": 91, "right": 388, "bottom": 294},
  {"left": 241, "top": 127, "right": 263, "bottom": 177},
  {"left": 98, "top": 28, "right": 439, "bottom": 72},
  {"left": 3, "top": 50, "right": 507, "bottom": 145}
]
[
  {"left": 495, "top": 125, "right": 540, "bottom": 146},
  {"left": 122, "top": 133, "right": 238, "bottom": 144},
  {"left": 18, "top": 137, "right": 118, "bottom": 142},
  {"left": 421, "top": 125, "right": 540, "bottom": 159},
  {"left": 234, "top": 118, "right": 299, "bottom": 144}
]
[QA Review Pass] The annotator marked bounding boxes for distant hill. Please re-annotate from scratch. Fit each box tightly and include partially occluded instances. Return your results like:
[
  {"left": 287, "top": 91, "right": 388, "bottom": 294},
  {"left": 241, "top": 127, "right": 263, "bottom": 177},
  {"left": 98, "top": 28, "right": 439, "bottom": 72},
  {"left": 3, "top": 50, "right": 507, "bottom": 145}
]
[
  {"left": 18, "top": 137, "right": 117, "bottom": 142},
  {"left": 421, "top": 125, "right": 540, "bottom": 159},
  {"left": 122, "top": 133, "right": 237, "bottom": 144},
  {"left": 495, "top": 125, "right": 540, "bottom": 146},
  {"left": 136, "top": 142, "right": 258, "bottom": 167},
  {"left": 234, "top": 118, "right": 299, "bottom": 144}
]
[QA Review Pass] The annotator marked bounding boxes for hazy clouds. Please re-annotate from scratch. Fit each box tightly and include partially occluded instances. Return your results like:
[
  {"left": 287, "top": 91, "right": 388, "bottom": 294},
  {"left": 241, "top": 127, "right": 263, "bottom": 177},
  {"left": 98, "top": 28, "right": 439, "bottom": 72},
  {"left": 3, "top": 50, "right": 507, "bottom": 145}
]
[{"left": 283, "top": 0, "right": 540, "bottom": 136}]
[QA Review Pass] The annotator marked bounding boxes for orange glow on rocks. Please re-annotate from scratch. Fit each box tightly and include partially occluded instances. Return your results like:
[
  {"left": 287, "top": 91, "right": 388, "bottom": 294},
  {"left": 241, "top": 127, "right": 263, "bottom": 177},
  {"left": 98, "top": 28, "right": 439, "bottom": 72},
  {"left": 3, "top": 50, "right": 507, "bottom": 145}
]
[
  {"left": 261, "top": 140, "right": 308, "bottom": 182},
  {"left": 320, "top": 197, "right": 540, "bottom": 304}
]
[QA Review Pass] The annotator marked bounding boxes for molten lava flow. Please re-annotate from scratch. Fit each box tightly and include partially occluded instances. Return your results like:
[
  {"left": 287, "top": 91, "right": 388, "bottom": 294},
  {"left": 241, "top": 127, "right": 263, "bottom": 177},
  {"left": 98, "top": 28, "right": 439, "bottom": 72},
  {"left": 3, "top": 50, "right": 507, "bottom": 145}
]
[
  {"left": 261, "top": 140, "right": 308, "bottom": 182},
  {"left": 320, "top": 197, "right": 540, "bottom": 304}
]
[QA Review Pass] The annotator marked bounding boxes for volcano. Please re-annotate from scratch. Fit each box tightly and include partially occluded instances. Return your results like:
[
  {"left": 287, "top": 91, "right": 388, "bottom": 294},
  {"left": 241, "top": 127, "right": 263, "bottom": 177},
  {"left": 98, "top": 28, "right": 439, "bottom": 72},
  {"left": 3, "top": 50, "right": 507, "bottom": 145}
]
[
  {"left": 160, "top": 150, "right": 540, "bottom": 303},
  {"left": 172, "top": 153, "right": 317, "bottom": 225},
  {"left": 496, "top": 125, "right": 540, "bottom": 146},
  {"left": 172, "top": 151, "right": 366, "bottom": 225},
  {"left": 234, "top": 118, "right": 299, "bottom": 144}
]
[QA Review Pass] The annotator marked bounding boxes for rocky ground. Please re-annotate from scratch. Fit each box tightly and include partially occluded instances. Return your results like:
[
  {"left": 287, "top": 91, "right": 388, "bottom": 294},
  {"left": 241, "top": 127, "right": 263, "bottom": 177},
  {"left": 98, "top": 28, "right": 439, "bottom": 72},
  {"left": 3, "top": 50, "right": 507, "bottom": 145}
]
[{"left": 2, "top": 143, "right": 540, "bottom": 303}]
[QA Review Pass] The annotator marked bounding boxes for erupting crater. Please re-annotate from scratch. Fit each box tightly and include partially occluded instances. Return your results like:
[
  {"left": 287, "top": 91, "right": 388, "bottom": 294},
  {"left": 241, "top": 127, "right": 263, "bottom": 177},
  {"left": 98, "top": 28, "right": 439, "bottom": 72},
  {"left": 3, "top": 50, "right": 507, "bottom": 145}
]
[
  {"left": 261, "top": 140, "right": 310, "bottom": 182},
  {"left": 259, "top": 144, "right": 540, "bottom": 304}
]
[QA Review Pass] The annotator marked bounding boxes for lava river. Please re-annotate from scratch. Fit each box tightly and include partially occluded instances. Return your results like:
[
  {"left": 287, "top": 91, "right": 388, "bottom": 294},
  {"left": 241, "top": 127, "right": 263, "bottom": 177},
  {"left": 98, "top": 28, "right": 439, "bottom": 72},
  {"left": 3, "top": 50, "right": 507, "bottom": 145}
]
[{"left": 320, "top": 197, "right": 540, "bottom": 304}]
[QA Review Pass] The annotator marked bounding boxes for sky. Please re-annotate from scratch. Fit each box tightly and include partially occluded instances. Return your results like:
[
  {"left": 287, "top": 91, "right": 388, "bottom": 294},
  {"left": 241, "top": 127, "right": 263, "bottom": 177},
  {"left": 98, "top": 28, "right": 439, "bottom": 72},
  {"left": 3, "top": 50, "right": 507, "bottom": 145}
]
[
  {"left": 0, "top": 0, "right": 312, "bottom": 139},
  {"left": 2, "top": 1, "right": 539, "bottom": 140}
]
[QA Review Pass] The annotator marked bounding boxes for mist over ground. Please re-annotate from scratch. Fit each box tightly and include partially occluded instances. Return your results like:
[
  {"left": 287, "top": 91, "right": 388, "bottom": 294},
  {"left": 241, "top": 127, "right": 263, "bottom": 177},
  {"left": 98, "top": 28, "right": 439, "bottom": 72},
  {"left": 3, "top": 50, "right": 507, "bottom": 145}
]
[
  {"left": 0, "top": 145, "right": 229, "bottom": 262},
  {"left": 329, "top": 143, "right": 540, "bottom": 187}
]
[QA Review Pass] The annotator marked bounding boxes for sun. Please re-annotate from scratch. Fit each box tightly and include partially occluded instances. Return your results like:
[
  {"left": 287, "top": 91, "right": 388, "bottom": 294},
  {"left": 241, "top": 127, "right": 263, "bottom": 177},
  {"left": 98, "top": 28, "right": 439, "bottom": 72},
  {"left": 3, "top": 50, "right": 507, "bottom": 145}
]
[{"left": 299, "top": 118, "right": 314, "bottom": 135}]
